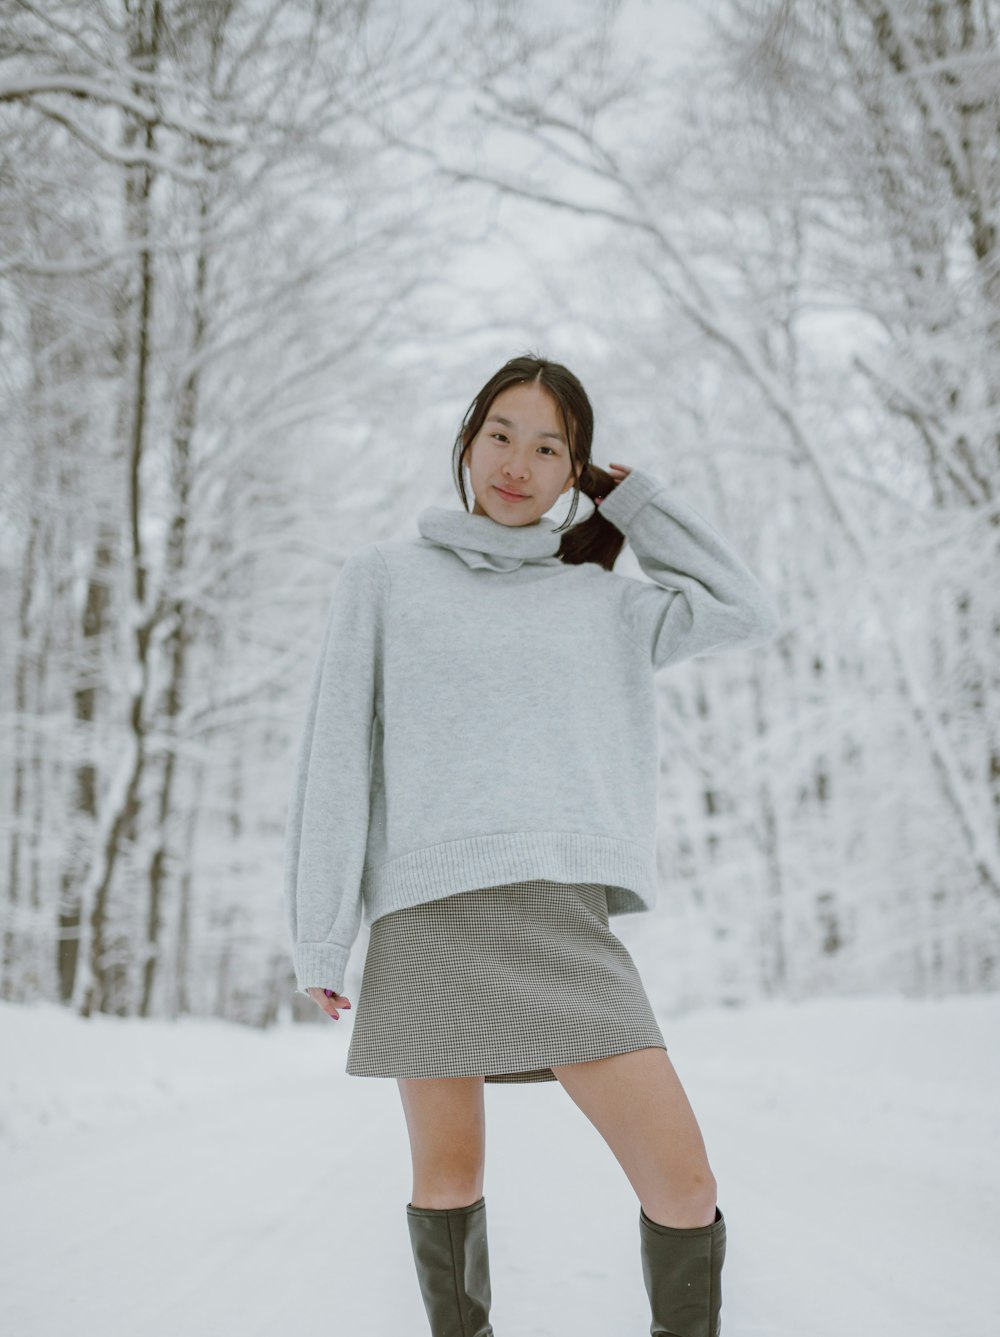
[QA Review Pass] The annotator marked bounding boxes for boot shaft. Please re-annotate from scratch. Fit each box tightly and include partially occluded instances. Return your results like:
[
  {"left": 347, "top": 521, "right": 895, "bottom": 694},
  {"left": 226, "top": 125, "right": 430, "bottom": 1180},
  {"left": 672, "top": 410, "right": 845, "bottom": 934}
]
[
  {"left": 406, "top": 1195, "right": 495, "bottom": 1337},
  {"left": 639, "top": 1204, "right": 727, "bottom": 1337}
]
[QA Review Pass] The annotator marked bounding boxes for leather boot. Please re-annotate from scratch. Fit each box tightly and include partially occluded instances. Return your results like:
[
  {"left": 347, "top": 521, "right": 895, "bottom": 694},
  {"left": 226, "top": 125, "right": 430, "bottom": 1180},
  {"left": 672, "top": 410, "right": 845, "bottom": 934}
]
[
  {"left": 406, "top": 1195, "right": 495, "bottom": 1336},
  {"left": 639, "top": 1204, "right": 726, "bottom": 1337}
]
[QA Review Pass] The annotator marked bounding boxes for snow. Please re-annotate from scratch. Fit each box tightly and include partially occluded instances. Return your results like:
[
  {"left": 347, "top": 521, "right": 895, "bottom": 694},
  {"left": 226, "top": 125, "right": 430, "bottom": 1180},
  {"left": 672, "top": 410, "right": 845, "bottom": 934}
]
[{"left": 1, "top": 993, "right": 996, "bottom": 1336}]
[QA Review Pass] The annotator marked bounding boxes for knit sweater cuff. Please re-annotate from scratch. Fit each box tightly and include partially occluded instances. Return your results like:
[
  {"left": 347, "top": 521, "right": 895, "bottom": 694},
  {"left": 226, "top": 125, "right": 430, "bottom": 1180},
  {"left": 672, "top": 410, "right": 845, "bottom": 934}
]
[
  {"left": 597, "top": 466, "right": 665, "bottom": 532},
  {"left": 294, "top": 941, "right": 351, "bottom": 996}
]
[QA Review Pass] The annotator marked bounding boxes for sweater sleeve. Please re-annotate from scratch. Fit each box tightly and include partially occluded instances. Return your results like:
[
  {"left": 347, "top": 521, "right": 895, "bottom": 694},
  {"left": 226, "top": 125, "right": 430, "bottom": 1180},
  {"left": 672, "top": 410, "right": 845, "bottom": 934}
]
[
  {"left": 282, "top": 543, "right": 389, "bottom": 996},
  {"left": 597, "top": 466, "right": 780, "bottom": 671}
]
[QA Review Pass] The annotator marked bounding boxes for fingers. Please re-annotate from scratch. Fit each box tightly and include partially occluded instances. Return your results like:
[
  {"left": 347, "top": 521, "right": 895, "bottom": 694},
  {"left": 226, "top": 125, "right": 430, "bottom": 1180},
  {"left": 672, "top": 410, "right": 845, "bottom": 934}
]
[
  {"left": 323, "top": 987, "right": 351, "bottom": 1020},
  {"left": 595, "top": 463, "right": 630, "bottom": 503},
  {"left": 306, "top": 987, "right": 352, "bottom": 1020},
  {"left": 595, "top": 463, "right": 630, "bottom": 505}
]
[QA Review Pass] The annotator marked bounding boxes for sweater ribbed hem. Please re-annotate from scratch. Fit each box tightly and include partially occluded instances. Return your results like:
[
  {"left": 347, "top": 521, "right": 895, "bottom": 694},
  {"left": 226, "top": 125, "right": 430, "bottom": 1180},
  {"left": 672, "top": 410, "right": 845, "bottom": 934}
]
[
  {"left": 359, "top": 830, "right": 655, "bottom": 924},
  {"left": 293, "top": 940, "right": 352, "bottom": 996}
]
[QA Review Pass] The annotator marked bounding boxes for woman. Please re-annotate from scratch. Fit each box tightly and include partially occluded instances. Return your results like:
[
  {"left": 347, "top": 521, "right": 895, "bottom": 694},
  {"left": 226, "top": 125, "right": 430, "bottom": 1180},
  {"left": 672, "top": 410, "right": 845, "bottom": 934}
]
[{"left": 283, "top": 353, "right": 780, "bottom": 1336}]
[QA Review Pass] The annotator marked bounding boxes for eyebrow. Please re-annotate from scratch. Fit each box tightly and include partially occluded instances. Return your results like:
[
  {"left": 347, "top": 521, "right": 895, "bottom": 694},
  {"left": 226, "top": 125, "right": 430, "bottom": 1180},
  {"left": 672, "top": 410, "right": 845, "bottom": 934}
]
[{"left": 487, "top": 414, "right": 566, "bottom": 444}]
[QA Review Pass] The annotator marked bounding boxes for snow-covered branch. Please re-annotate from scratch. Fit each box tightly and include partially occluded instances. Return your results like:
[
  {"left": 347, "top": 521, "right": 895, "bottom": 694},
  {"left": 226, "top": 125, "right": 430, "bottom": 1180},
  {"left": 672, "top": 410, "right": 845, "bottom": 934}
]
[{"left": 0, "top": 73, "right": 244, "bottom": 147}]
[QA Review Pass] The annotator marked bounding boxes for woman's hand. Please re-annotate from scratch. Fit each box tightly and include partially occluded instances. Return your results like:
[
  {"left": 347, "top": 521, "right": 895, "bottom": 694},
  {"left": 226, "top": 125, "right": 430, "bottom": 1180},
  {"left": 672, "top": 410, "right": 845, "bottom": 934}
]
[
  {"left": 594, "top": 462, "right": 632, "bottom": 504},
  {"left": 307, "top": 986, "right": 351, "bottom": 1020}
]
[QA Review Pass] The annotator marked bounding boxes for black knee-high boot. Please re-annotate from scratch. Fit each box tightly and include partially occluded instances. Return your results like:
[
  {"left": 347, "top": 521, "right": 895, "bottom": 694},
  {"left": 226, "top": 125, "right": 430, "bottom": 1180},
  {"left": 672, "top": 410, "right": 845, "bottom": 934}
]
[
  {"left": 406, "top": 1195, "right": 495, "bottom": 1337},
  {"left": 638, "top": 1204, "right": 726, "bottom": 1337}
]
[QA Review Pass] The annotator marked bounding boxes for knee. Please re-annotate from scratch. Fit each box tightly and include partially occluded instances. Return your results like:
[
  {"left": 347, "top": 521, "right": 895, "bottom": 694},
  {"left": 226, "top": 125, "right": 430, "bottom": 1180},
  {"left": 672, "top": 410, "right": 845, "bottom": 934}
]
[
  {"left": 642, "top": 1167, "right": 717, "bottom": 1229},
  {"left": 410, "top": 1153, "right": 485, "bottom": 1209},
  {"left": 674, "top": 1168, "right": 718, "bottom": 1224},
  {"left": 695, "top": 1168, "right": 718, "bottom": 1213}
]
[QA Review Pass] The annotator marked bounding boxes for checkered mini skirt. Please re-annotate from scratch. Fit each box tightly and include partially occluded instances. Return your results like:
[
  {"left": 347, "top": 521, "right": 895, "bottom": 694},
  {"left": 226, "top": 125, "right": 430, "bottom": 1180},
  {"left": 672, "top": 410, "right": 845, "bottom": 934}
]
[{"left": 344, "top": 879, "right": 667, "bottom": 1084}]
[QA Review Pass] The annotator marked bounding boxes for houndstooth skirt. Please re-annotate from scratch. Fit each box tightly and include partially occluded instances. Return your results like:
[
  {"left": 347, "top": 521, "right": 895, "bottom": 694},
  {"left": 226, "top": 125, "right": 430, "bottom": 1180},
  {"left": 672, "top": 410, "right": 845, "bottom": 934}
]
[{"left": 344, "top": 879, "right": 667, "bottom": 1084}]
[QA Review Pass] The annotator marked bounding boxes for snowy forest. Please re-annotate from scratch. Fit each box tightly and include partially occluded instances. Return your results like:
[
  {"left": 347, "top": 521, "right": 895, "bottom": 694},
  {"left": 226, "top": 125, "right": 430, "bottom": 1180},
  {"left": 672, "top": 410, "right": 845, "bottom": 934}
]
[{"left": 1, "top": 0, "right": 999, "bottom": 1026}]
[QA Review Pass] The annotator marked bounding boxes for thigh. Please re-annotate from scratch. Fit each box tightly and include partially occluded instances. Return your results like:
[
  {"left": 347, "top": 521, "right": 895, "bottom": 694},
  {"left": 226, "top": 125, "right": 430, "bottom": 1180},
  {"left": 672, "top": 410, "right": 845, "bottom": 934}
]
[
  {"left": 397, "top": 1076, "right": 487, "bottom": 1203},
  {"left": 550, "top": 1047, "right": 715, "bottom": 1217}
]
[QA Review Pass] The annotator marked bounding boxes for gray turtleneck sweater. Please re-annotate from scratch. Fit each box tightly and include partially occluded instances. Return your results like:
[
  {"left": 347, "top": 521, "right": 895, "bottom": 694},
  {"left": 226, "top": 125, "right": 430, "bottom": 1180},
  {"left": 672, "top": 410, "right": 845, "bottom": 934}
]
[{"left": 283, "top": 466, "right": 780, "bottom": 995}]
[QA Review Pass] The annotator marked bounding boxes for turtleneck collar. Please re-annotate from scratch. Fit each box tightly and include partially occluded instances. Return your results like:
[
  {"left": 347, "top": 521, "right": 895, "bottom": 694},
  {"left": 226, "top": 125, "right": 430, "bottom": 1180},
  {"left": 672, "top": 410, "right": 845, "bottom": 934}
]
[{"left": 417, "top": 504, "right": 564, "bottom": 572}]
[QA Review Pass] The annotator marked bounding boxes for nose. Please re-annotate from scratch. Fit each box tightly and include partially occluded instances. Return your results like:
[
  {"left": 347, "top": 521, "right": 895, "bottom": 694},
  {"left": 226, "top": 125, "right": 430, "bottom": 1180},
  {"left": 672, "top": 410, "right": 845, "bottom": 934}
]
[{"left": 503, "top": 456, "right": 531, "bottom": 479}]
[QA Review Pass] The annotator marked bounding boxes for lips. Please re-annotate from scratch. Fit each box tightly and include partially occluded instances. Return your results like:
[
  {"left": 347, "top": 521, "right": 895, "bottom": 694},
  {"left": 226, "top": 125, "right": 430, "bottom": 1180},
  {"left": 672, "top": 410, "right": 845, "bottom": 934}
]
[{"left": 495, "top": 486, "right": 529, "bottom": 501}]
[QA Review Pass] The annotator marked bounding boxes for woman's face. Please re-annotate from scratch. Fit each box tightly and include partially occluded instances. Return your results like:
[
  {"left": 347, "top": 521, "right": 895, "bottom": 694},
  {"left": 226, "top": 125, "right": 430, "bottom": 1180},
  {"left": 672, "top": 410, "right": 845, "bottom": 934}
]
[{"left": 465, "top": 381, "right": 576, "bottom": 526}]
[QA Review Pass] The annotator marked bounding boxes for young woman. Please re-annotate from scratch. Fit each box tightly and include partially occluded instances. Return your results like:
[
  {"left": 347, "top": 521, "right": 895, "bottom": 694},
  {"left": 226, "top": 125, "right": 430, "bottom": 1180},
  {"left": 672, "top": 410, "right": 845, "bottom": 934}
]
[{"left": 283, "top": 354, "right": 780, "bottom": 1337}]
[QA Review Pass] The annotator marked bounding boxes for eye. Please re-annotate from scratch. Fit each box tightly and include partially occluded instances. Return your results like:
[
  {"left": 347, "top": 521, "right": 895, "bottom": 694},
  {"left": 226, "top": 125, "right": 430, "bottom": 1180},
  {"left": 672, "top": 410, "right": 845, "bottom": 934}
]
[
  {"left": 539, "top": 445, "right": 556, "bottom": 455},
  {"left": 490, "top": 432, "right": 510, "bottom": 443}
]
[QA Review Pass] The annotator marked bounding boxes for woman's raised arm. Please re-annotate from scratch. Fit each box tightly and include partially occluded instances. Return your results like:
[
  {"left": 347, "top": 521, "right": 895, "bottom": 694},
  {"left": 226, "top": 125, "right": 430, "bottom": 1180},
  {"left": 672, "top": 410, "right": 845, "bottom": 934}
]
[{"left": 597, "top": 463, "right": 780, "bottom": 671}]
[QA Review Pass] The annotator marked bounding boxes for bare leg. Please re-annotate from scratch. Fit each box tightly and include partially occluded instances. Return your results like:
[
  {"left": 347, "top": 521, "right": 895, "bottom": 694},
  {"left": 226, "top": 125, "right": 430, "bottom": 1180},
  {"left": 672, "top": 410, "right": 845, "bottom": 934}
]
[
  {"left": 551, "top": 1046, "right": 717, "bottom": 1228},
  {"left": 397, "top": 1075, "right": 487, "bottom": 1209}
]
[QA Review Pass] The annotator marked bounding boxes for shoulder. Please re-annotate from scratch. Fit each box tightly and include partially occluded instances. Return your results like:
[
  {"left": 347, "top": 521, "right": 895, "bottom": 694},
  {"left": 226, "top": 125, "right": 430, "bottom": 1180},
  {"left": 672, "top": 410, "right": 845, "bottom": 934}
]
[
  {"left": 339, "top": 535, "right": 437, "bottom": 593},
  {"left": 335, "top": 541, "right": 385, "bottom": 577},
  {"left": 327, "top": 542, "right": 393, "bottom": 610},
  {"left": 367, "top": 536, "right": 424, "bottom": 565},
  {"left": 366, "top": 534, "right": 468, "bottom": 582}
]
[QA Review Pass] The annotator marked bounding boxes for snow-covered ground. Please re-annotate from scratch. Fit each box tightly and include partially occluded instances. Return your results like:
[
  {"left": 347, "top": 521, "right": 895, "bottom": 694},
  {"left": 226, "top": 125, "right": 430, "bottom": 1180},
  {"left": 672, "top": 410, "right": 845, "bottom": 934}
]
[{"left": 1, "top": 993, "right": 996, "bottom": 1337}]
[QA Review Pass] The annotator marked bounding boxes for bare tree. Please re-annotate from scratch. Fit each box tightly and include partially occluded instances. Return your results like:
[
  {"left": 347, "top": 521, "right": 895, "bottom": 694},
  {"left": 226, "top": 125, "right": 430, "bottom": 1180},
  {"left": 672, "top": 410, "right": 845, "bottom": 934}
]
[{"left": 0, "top": 0, "right": 464, "bottom": 1018}]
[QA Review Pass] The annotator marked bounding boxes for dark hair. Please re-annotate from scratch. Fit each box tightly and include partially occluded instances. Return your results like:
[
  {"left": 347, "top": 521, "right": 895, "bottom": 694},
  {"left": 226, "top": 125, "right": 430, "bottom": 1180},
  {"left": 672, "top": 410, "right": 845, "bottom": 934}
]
[{"left": 451, "top": 353, "right": 626, "bottom": 571}]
